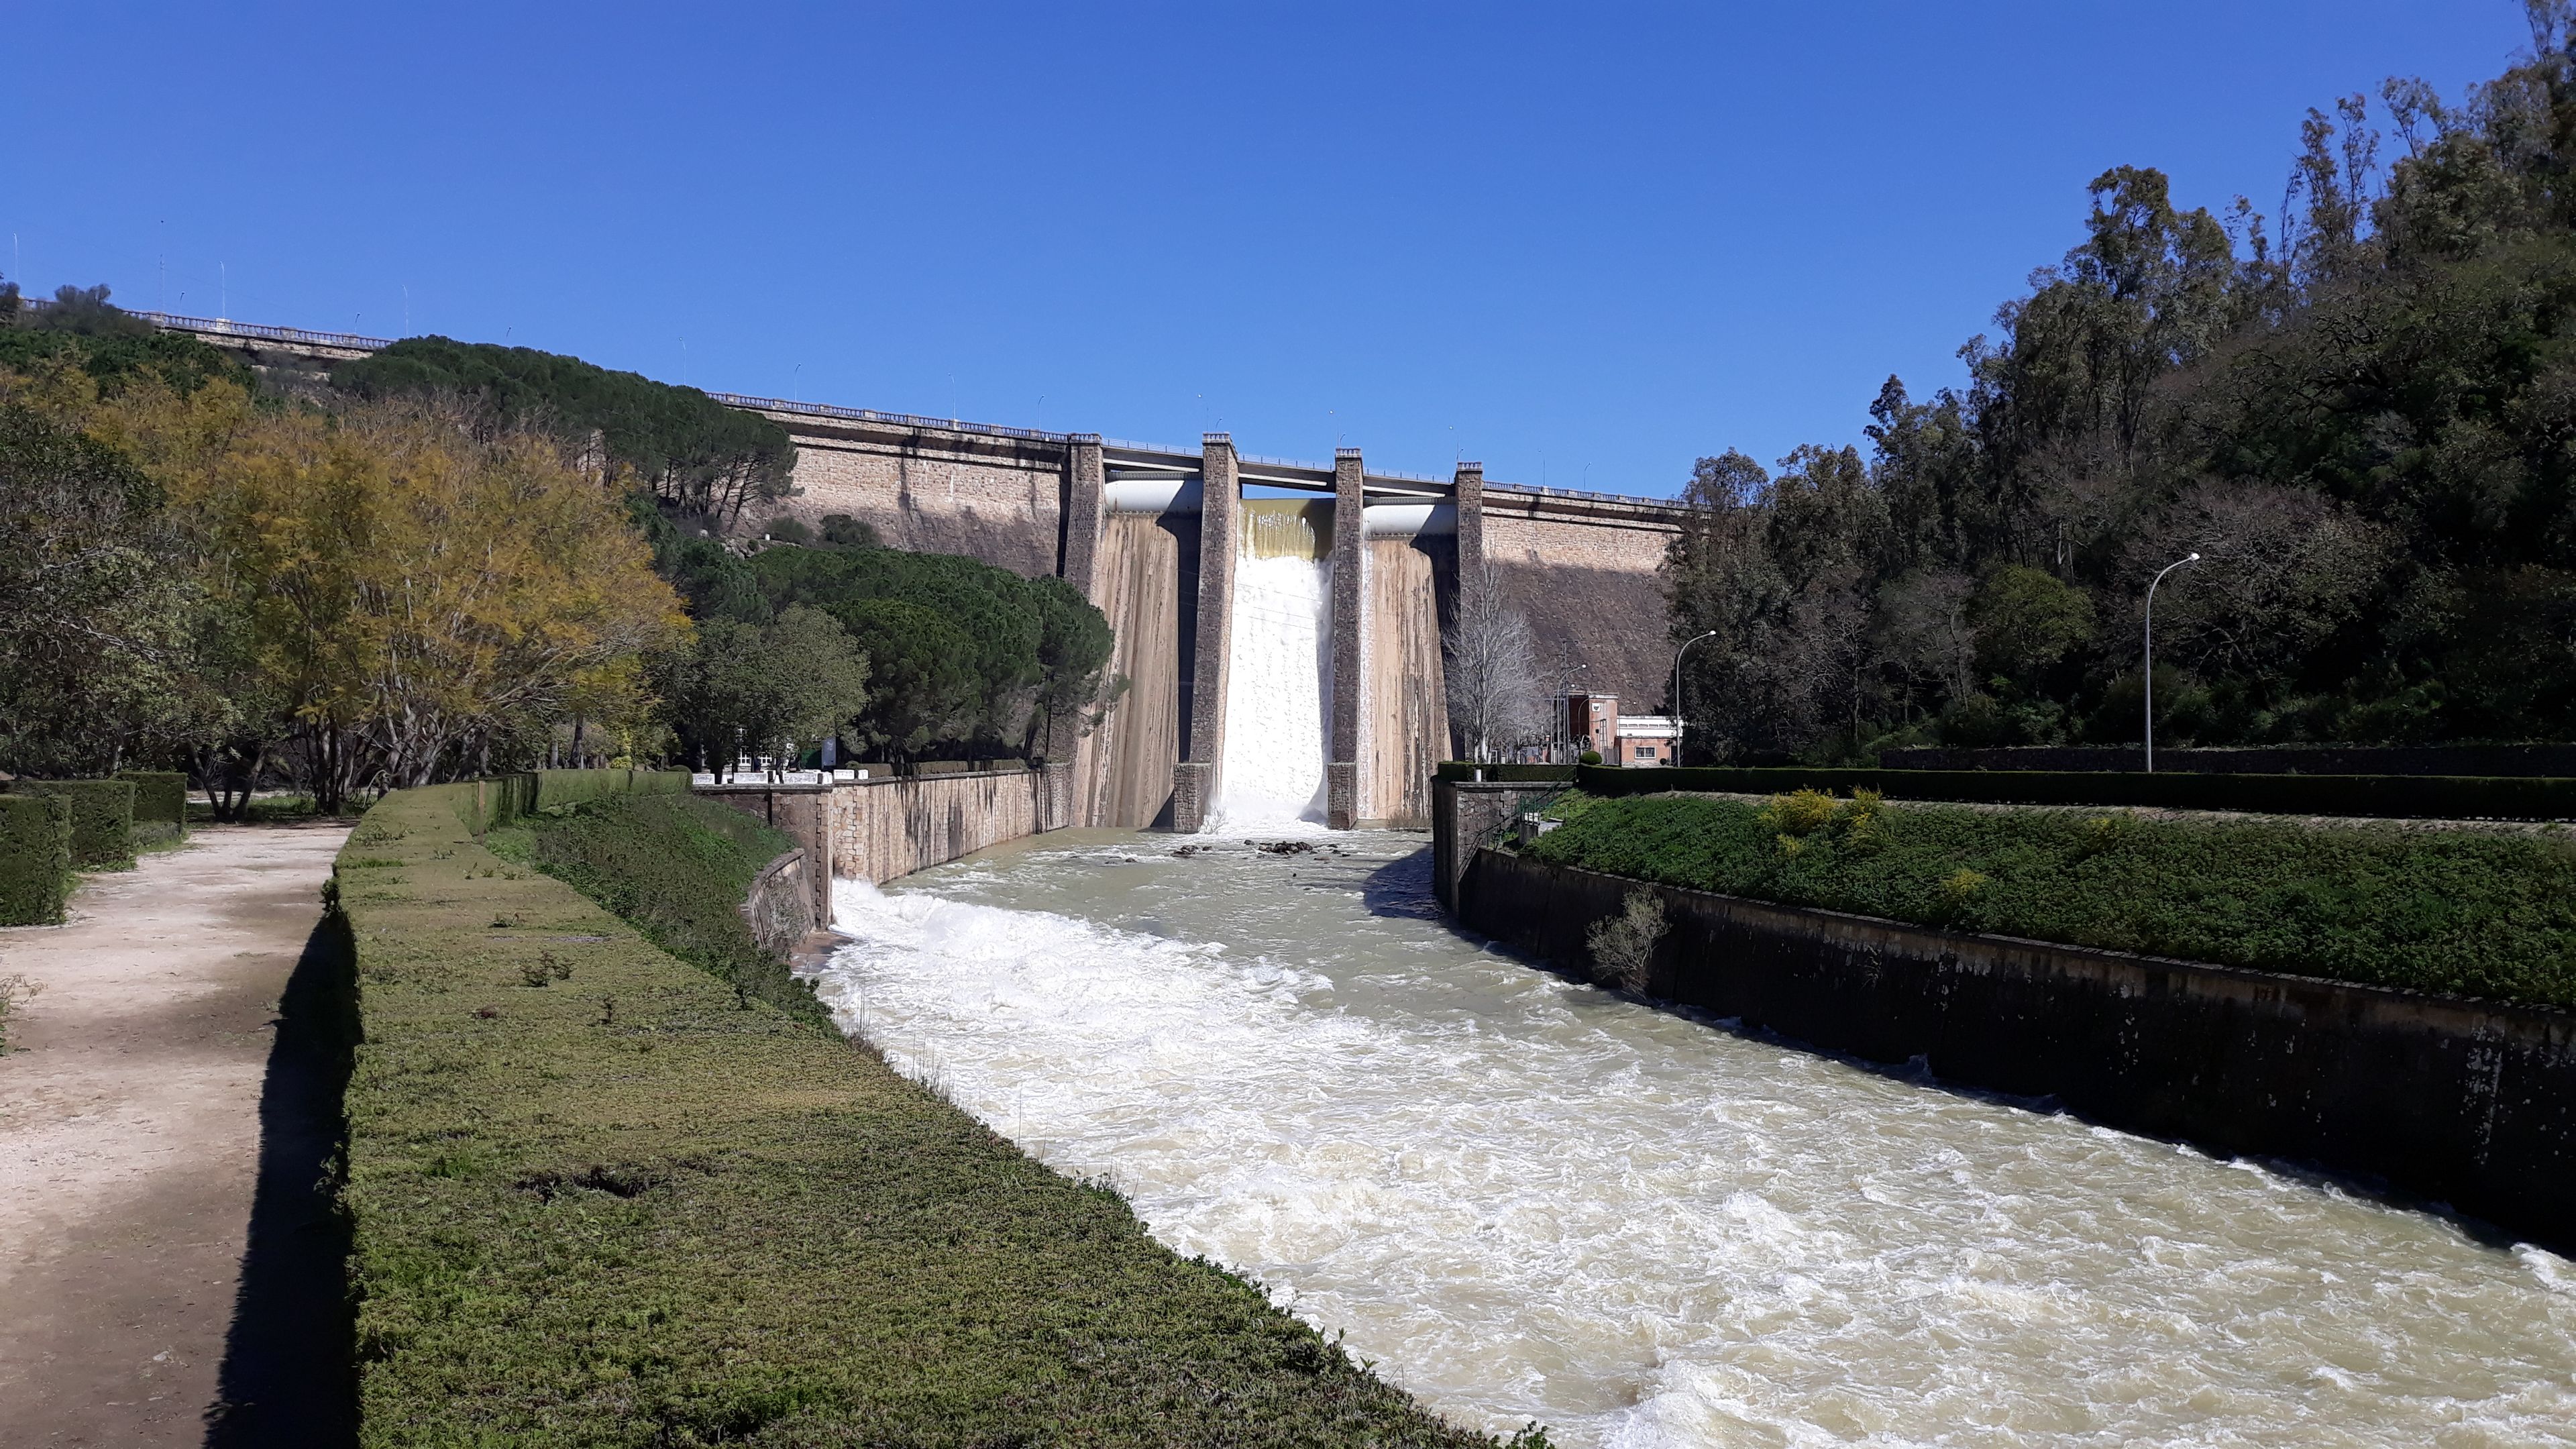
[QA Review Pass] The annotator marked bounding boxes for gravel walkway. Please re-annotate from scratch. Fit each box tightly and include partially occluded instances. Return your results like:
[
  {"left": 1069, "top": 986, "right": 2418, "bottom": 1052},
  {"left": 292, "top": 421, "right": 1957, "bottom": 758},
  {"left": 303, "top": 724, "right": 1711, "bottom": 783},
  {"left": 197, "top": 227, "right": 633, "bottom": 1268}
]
[{"left": 0, "top": 823, "right": 348, "bottom": 1446}]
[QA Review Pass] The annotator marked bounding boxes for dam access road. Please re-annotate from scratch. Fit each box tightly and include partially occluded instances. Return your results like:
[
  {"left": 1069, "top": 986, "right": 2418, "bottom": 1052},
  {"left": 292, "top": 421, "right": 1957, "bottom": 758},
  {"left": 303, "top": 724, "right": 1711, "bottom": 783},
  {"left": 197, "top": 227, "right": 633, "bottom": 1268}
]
[
  {"left": 809, "top": 828, "right": 2576, "bottom": 1448},
  {"left": 0, "top": 824, "right": 350, "bottom": 1446}
]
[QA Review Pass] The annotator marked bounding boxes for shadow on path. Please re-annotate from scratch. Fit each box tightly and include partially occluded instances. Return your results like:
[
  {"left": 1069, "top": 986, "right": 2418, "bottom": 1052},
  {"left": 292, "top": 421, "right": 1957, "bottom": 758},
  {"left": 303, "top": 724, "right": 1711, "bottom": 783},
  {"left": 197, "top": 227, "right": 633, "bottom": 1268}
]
[{"left": 204, "top": 909, "right": 360, "bottom": 1448}]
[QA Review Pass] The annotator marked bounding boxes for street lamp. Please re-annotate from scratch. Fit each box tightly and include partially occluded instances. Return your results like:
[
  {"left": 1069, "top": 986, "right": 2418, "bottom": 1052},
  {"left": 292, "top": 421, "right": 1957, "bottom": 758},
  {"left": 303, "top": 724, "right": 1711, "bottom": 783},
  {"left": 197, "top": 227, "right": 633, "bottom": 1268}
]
[
  {"left": 2144, "top": 552, "right": 2200, "bottom": 773},
  {"left": 1672, "top": 631, "right": 1717, "bottom": 765}
]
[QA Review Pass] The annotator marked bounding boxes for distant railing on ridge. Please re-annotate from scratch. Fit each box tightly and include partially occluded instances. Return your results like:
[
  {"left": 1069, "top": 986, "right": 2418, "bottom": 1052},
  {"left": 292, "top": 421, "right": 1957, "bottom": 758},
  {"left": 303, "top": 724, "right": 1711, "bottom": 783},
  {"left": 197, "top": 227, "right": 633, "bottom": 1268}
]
[
  {"left": 21, "top": 299, "right": 396, "bottom": 353},
  {"left": 711, "top": 392, "right": 1073, "bottom": 445},
  {"left": 46, "top": 303, "right": 1700, "bottom": 512}
]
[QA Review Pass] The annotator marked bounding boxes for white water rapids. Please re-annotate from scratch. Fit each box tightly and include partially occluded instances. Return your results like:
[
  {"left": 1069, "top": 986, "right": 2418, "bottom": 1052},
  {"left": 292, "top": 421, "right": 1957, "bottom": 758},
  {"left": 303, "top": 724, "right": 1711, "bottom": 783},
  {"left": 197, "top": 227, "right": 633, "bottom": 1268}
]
[
  {"left": 809, "top": 834, "right": 2576, "bottom": 1446},
  {"left": 1210, "top": 549, "right": 1334, "bottom": 831}
]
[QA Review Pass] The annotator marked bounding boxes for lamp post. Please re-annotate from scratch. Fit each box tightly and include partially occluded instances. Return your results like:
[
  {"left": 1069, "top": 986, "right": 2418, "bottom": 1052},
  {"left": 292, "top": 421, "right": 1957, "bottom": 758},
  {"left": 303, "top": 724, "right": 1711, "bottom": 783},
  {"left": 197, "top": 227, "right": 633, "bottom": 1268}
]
[
  {"left": 2144, "top": 552, "right": 2200, "bottom": 773},
  {"left": 1672, "top": 630, "right": 1717, "bottom": 765}
]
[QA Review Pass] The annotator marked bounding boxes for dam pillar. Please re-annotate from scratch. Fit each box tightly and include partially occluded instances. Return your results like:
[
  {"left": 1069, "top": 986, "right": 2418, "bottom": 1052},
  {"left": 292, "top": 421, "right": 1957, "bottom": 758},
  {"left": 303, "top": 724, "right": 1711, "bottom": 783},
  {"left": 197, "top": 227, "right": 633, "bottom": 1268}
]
[
  {"left": 1454, "top": 460, "right": 1485, "bottom": 584},
  {"left": 1060, "top": 433, "right": 1106, "bottom": 599},
  {"left": 1328, "top": 447, "right": 1368, "bottom": 829},
  {"left": 1173, "top": 433, "right": 1238, "bottom": 831}
]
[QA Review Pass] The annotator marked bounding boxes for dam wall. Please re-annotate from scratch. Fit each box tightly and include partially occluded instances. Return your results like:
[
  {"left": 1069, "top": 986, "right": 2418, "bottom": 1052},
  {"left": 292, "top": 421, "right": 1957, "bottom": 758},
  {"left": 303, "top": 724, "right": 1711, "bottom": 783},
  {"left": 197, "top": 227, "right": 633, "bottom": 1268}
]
[
  {"left": 1482, "top": 489, "right": 1682, "bottom": 712},
  {"left": 164, "top": 312, "right": 1699, "bottom": 828},
  {"left": 1442, "top": 817, "right": 2576, "bottom": 1252}
]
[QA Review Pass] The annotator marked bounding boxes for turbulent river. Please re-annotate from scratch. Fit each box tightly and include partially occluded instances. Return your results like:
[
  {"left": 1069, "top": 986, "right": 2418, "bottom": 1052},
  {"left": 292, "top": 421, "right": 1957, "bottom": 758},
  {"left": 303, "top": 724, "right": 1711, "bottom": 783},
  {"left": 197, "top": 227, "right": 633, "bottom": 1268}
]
[{"left": 809, "top": 831, "right": 2576, "bottom": 1447}]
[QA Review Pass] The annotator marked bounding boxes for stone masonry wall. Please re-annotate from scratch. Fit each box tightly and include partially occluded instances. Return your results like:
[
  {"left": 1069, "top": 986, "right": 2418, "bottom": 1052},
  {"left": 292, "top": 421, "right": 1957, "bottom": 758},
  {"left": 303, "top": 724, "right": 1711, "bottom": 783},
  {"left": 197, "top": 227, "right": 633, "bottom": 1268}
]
[
  {"left": 1485, "top": 508, "right": 1676, "bottom": 712},
  {"left": 829, "top": 770, "right": 1048, "bottom": 884},
  {"left": 1458, "top": 845, "right": 2576, "bottom": 1254},
  {"left": 771, "top": 422, "right": 1070, "bottom": 579}
]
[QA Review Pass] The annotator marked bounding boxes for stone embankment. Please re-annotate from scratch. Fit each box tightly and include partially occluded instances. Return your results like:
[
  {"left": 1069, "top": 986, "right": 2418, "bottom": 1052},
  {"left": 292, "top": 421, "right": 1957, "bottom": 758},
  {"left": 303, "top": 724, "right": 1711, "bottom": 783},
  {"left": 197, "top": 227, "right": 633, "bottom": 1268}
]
[{"left": 1432, "top": 779, "right": 2576, "bottom": 1252}]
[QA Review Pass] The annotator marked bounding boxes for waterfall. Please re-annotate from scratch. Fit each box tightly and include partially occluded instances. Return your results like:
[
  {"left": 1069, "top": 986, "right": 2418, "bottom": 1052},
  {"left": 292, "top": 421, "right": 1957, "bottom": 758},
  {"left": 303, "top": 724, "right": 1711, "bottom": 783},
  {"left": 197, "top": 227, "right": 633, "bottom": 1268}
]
[{"left": 1210, "top": 500, "right": 1333, "bottom": 832}]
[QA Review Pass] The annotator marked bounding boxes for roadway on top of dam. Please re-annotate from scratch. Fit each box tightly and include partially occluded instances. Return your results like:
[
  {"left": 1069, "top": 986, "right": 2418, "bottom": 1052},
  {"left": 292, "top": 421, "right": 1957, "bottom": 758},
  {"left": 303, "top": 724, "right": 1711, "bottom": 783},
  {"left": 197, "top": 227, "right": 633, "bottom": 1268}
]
[{"left": 123, "top": 306, "right": 1699, "bottom": 521}]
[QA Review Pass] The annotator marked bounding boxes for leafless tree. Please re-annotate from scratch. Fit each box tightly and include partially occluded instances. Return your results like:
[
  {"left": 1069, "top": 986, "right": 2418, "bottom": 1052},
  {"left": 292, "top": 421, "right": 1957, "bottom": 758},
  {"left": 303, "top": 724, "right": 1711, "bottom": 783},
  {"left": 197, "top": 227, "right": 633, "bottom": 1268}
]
[{"left": 1444, "top": 561, "right": 1545, "bottom": 761}]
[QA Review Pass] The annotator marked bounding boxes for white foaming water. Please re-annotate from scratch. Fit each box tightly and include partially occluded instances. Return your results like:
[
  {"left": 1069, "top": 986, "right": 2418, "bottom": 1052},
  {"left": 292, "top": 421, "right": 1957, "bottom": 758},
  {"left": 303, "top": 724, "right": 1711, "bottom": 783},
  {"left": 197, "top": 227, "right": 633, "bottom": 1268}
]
[
  {"left": 813, "top": 835, "right": 2576, "bottom": 1447},
  {"left": 1209, "top": 551, "right": 1334, "bottom": 833}
]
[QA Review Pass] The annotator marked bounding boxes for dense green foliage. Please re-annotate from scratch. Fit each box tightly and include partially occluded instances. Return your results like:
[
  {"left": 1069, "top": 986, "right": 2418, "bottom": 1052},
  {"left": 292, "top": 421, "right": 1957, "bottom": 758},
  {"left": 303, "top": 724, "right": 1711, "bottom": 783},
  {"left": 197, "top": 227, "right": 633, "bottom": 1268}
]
[
  {"left": 0, "top": 282, "right": 250, "bottom": 394},
  {"left": 1565, "top": 762, "right": 2576, "bottom": 820},
  {"left": 0, "top": 402, "right": 219, "bottom": 777},
  {"left": 116, "top": 768, "right": 188, "bottom": 826},
  {"left": 10, "top": 779, "right": 136, "bottom": 869},
  {"left": 650, "top": 606, "right": 871, "bottom": 782},
  {"left": 1669, "top": 23, "right": 2576, "bottom": 759},
  {"left": 117, "top": 767, "right": 189, "bottom": 847},
  {"left": 747, "top": 543, "right": 1116, "bottom": 763},
  {"left": 1527, "top": 790, "right": 2576, "bottom": 1010},
  {"left": 488, "top": 792, "right": 825, "bottom": 1026},
  {"left": 0, "top": 794, "right": 71, "bottom": 926},
  {"left": 335, "top": 784, "right": 1500, "bottom": 1446},
  {"left": 336, "top": 337, "right": 794, "bottom": 527}
]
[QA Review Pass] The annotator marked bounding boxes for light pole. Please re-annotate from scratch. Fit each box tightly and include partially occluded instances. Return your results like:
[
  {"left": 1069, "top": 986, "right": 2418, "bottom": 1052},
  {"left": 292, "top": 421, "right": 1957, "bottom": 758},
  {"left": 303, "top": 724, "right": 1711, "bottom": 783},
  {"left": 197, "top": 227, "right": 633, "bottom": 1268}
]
[
  {"left": 1672, "top": 630, "right": 1717, "bottom": 765},
  {"left": 2144, "top": 552, "right": 2200, "bottom": 772}
]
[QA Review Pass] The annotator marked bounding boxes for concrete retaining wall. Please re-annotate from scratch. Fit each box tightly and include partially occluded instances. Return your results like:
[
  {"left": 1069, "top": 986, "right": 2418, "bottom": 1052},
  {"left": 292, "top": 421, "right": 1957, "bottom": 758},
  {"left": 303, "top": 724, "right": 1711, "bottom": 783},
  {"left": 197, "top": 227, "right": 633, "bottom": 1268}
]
[
  {"left": 1455, "top": 845, "right": 2576, "bottom": 1250},
  {"left": 742, "top": 848, "right": 818, "bottom": 957},
  {"left": 702, "top": 762, "right": 1075, "bottom": 906},
  {"left": 832, "top": 769, "right": 1055, "bottom": 884}
]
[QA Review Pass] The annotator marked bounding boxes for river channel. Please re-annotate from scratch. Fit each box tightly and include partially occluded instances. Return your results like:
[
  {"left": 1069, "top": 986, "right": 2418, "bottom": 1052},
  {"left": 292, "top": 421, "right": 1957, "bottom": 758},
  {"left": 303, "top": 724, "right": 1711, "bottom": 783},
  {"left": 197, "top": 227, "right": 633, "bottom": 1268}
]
[{"left": 810, "top": 830, "right": 2576, "bottom": 1446}]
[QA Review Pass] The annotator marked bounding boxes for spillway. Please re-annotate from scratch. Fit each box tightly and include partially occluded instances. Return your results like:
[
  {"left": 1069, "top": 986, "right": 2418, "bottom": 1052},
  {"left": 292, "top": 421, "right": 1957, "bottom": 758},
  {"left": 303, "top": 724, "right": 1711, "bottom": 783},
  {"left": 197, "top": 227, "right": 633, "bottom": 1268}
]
[
  {"left": 1210, "top": 500, "right": 1335, "bottom": 832},
  {"left": 810, "top": 834, "right": 2576, "bottom": 1447}
]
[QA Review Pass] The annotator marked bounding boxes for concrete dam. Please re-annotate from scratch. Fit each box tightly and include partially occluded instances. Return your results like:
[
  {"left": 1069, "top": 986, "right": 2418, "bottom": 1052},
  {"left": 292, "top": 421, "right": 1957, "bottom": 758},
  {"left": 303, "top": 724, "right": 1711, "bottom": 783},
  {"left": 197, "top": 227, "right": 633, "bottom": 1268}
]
[
  {"left": 168, "top": 313, "right": 1692, "bottom": 830},
  {"left": 742, "top": 402, "right": 1690, "bottom": 830}
]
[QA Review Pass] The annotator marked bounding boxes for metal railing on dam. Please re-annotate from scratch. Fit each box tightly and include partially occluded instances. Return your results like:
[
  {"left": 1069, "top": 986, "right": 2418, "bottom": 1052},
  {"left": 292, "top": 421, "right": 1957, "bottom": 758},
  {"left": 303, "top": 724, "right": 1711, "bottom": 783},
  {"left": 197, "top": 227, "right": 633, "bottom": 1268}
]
[{"left": 97, "top": 303, "right": 1701, "bottom": 515}]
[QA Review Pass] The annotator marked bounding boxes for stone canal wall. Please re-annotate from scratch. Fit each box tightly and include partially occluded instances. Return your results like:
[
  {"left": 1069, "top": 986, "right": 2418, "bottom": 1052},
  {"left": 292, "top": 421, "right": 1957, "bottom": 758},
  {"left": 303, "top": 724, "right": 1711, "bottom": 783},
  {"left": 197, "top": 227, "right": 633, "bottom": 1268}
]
[
  {"left": 700, "top": 763, "right": 1078, "bottom": 914},
  {"left": 1450, "top": 840, "right": 2576, "bottom": 1252}
]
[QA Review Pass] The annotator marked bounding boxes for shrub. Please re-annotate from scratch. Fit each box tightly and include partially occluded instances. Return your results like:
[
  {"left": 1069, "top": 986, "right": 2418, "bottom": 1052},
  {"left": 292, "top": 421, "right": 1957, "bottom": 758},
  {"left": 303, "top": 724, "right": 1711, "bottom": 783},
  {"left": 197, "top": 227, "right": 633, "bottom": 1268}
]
[
  {"left": 1585, "top": 889, "right": 1667, "bottom": 992},
  {"left": 1571, "top": 763, "right": 2576, "bottom": 821},
  {"left": 117, "top": 769, "right": 187, "bottom": 847},
  {"left": 1578, "top": 749, "right": 1603, "bottom": 765},
  {"left": 335, "top": 782, "right": 1496, "bottom": 1444},
  {"left": 10, "top": 779, "right": 135, "bottom": 869},
  {"left": 493, "top": 791, "right": 824, "bottom": 1024},
  {"left": 0, "top": 794, "right": 71, "bottom": 924},
  {"left": 1525, "top": 791, "right": 2576, "bottom": 1010}
]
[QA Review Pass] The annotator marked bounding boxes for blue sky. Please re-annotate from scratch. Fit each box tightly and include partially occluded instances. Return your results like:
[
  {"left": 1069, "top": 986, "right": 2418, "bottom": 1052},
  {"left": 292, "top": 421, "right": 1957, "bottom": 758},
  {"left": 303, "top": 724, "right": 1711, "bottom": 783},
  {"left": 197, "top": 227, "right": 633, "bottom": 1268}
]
[{"left": 2, "top": 2, "right": 2526, "bottom": 496}]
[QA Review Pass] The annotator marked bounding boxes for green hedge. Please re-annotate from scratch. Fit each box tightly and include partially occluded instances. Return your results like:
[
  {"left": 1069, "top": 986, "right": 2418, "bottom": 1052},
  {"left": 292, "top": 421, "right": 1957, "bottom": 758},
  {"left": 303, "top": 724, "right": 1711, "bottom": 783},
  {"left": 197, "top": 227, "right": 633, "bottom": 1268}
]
[
  {"left": 335, "top": 785, "right": 1498, "bottom": 1446},
  {"left": 1567, "top": 763, "right": 2576, "bottom": 820},
  {"left": 441, "top": 768, "right": 689, "bottom": 835},
  {"left": 10, "top": 780, "right": 136, "bottom": 868},
  {"left": 117, "top": 769, "right": 189, "bottom": 826},
  {"left": 0, "top": 794, "right": 72, "bottom": 925},
  {"left": 1527, "top": 790, "right": 2576, "bottom": 1010},
  {"left": 487, "top": 792, "right": 823, "bottom": 1026},
  {"left": 1434, "top": 762, "right": 1580, "bottom": 784}
]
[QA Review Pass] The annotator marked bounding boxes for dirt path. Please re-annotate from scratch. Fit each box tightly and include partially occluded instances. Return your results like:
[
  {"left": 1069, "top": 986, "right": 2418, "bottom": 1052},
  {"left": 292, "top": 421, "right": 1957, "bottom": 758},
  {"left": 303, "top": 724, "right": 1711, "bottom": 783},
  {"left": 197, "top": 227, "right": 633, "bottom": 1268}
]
[{"left": 0, "top": 823, "right": 348, "bottom": 1446}]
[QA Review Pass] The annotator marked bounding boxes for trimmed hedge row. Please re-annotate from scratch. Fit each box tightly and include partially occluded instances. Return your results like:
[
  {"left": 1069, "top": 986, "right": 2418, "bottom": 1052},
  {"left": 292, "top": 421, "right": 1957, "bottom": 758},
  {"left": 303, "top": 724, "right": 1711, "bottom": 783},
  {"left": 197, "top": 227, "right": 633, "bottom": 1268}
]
[
  {"left": 1433, "top": 763, "right": 1580, "bottom": 784},
  {"left": 9, "top": 779, "right": 136, "bottom": 867},
  {"left": 119, "top": 769, "right": 188, "bottom": 848},
  {"left": 1560, "top": 763, "right": 2576, "bottom": 820},
  {"left": 0, "top": 794, "right": 72, "bottom": 926},
  {"left": 117, "top": 769, "right": 189, "bottom": 827},
  {"left": 486, "top": 792, "right": 825, "bottom": 1028},
  {"left": 1526, "top": 790, "right": 2576, "bottom": 1011},
  {"left": 441, "top": 767, "right": 690, "bottom": 835},
  {"left": 336, "top": 782, "right": 1497, "bottom": 1446}
]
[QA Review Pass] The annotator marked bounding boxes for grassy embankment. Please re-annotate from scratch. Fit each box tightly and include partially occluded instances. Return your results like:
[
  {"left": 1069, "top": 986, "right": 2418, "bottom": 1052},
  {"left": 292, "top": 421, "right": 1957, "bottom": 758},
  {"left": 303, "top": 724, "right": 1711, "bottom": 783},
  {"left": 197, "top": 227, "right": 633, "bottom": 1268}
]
[
  {"left": 339, "top": 781, "right": 1505, "bottom": 1446},
  {"left": 1525, "top": 790, "right": 2576, "bottom": 1011}
]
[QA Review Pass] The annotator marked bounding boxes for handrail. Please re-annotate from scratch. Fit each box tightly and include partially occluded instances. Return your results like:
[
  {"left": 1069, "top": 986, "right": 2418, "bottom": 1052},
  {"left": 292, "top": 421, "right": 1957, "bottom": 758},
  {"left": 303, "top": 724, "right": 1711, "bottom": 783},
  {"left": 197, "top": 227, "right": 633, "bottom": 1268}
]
[
  {"left": 21, "top": 299, "right": 396, "bottom": 352},
  {"left": 39, "top": 302, "right": 1705, "bottom": 511},
  {"left": 711, "top": 392, "right": 1073, "bottom": 445}
]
